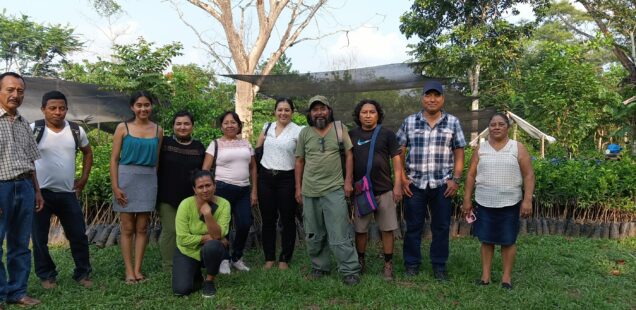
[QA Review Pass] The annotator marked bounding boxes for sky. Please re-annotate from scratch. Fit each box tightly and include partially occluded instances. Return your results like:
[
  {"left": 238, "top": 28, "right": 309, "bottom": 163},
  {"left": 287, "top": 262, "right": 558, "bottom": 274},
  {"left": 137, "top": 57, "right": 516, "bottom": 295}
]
[{"left": 2, "top": 0, "right": 421, "bottom": 74}]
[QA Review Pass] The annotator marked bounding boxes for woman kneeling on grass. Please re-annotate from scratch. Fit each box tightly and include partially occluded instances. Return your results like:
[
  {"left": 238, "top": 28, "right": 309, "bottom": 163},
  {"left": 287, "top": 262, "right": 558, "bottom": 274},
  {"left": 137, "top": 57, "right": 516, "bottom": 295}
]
[
  {"left": 462, "top": 112, "right": 535, "bottom": 290},
  {"left": 173, "top": 170, "right": 231, "bottom": 298}
]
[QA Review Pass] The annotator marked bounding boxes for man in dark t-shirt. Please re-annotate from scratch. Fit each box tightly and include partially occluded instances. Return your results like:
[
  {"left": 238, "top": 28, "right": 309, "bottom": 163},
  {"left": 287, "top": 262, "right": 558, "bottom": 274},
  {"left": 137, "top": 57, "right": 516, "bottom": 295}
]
[{"left": 348, "top": 99, "right": 403, "bottom": 281}]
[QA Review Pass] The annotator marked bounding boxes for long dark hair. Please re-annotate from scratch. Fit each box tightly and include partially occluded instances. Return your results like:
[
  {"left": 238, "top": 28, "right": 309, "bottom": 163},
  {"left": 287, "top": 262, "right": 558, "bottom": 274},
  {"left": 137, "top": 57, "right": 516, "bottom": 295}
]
[
  {"left": 274, "top": 97, "right": 295, "bottom": 112},
  {"left": 489, "top": 112, "right": 510, "bottom": 127},
  {"left": 190, "top": 169, "right": 215, "bottom": 187},
  {"left": 128, "top": 90, "right": 155, "bottom": 121}
]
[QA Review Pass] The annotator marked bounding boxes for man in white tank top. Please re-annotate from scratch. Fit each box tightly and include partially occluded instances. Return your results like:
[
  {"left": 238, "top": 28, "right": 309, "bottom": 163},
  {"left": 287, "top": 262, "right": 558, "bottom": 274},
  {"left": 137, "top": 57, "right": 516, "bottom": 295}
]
[{"left": 30, "top": 91, "right": 94, "bottom": 290}]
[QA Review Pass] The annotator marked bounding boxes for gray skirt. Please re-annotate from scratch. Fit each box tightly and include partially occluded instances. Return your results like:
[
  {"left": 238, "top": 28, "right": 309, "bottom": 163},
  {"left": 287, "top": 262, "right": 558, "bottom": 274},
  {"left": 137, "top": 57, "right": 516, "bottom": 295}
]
[{"left": 112, "top": 164, "right": 157, "bottom": 213}]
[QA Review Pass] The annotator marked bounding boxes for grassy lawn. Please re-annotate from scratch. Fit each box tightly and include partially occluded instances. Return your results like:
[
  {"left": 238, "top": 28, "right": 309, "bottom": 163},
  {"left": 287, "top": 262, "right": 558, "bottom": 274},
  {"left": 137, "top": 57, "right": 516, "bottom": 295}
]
[{"left": 27, "top": 235, "right": 635, "bottom": 309}]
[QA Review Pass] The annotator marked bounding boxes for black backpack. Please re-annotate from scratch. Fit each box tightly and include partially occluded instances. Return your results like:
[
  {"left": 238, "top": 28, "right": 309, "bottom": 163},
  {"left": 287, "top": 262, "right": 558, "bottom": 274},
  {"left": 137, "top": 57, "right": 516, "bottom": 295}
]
[{"left": 32, "top": 119, "right": 82, "bottom": 152}]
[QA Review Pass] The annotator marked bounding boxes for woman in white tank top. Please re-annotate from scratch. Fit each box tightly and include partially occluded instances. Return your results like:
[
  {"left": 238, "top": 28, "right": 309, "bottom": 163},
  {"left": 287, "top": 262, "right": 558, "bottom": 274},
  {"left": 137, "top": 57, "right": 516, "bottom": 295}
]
[{"left": 462, "top": 113, "right": 535, "bottom": 289}]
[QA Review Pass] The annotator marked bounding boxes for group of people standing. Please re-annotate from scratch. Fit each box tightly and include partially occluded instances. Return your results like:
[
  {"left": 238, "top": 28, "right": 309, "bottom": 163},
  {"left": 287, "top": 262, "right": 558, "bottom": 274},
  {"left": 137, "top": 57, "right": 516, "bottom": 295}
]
[{"left": 0, "top": 71, "right": 535, "bottom": 306}]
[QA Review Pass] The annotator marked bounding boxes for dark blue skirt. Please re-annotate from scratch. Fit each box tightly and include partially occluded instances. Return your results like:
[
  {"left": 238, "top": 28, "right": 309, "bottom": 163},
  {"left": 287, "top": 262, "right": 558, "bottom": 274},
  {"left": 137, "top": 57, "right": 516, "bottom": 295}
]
[{"left": 473, "top": 202, "right": 521, "bottom": 246}]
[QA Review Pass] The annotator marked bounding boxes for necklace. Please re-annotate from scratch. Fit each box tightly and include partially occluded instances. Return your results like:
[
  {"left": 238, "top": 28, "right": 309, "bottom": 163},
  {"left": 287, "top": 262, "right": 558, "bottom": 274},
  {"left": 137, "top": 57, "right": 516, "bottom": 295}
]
[{"left": 174, "top": 135, "right": 193, "bottom": 145}]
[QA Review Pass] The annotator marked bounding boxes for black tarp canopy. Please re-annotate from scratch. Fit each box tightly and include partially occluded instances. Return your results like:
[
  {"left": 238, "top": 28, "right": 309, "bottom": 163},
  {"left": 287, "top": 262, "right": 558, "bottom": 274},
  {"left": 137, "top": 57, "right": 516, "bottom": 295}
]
[
  {"left": 224, "top": 62, "right": 495, "bottom": 136},
  {"left": 20, "top": 77, "right": 132, "bottom": 125}
]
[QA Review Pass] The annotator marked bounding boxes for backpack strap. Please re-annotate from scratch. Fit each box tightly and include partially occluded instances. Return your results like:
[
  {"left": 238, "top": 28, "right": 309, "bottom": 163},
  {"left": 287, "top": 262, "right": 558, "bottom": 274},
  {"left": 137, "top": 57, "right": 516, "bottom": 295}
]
[
  {"left": 365, "top": 125, "right": 382, "bottom": 177},
  {"left": 33, "top": 119, "right": 46, "bottom": 144},
  {"left": 262, "top": 122, "right": 272, "bottom": 144},
  {"left": 68, "top": 121, "right": 81, "bottom": 152}
]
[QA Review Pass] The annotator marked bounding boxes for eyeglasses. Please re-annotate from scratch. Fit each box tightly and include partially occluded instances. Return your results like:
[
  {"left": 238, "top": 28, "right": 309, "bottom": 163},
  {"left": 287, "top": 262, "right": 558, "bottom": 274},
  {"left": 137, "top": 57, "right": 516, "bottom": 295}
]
[{"left": 319, "top": 137, "right": 325, "bottom": 153}]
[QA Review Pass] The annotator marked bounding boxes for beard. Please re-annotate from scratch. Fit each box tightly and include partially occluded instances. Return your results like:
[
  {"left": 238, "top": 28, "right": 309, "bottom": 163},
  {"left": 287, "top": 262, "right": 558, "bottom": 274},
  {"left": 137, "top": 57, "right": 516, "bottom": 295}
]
[{"left": 314, "top": 118, "right": 327, "bottom": 129}]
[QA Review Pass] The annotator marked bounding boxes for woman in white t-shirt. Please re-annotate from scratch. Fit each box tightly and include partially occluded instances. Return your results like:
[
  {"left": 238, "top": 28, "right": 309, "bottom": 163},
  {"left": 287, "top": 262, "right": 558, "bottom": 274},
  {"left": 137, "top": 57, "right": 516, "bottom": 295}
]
[
  {"left": 462, "top": 112, "right": 535, "bottom": 290},
  {"left": 202, "top": 111, "right": 256, "bottom": 274},
  {"left": 255, "top": 98, "right": 303, "bottom": 270}
]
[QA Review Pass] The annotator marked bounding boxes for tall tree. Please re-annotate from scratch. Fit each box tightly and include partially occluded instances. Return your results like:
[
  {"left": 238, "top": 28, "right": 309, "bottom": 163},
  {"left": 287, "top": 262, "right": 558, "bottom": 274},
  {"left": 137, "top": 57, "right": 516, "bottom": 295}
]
[
  {"left": 0, "top": 12, "right": 83, "bottom": 77},
  {"left": 400, "top": 0, "right": 550, "bottom": 138}
]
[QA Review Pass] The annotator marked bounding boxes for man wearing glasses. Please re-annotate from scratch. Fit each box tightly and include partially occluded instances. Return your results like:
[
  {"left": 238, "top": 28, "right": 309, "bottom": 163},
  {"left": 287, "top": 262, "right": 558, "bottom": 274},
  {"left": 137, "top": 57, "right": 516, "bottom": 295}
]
[{"left": 294, "top": 95, "right": 361, "bottom": 285}]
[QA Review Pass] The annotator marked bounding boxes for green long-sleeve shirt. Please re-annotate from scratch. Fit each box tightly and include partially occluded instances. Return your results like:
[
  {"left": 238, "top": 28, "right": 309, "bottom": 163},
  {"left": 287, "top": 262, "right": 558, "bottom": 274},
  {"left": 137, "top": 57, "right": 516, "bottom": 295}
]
[{"left": 175, "top": 196, "right": 231, "bottom": 261}]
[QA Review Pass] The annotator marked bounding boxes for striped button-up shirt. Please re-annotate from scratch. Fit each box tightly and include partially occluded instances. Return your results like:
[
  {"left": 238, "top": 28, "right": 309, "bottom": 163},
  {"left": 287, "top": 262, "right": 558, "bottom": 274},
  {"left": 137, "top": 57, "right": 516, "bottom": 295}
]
[
  {"left": 0, "top": 107, "right": 40, "bottom": 180},
  {"left": 396, "top": 111, "right": 466, "bottom": 190}
]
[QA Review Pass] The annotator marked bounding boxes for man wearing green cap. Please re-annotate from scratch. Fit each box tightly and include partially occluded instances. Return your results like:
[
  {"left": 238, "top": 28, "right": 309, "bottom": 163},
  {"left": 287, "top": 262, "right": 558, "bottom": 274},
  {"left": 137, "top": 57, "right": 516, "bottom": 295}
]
[{"left": 295, "top": 95, "right": 361, "bottom": 285}]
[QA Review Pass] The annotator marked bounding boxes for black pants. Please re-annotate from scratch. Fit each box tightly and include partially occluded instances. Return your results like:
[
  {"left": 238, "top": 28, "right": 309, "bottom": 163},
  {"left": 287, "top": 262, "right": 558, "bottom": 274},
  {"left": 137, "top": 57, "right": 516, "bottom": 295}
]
[
  {"left": 172, "top": 240, "right": 225, "bottom": 296},
  {"left": 32, "top": 189, "right": 92, "bottom": 281},
  {"left": 258, "top": 169, "right": 297, "bottom": 263}
]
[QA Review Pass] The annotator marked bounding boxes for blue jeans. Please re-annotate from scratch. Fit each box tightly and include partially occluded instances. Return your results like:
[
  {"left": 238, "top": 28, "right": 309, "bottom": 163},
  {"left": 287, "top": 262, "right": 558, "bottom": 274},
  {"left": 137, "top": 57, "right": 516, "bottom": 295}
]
[
  {"left": 403, "top": 183, "right": 452, "bottom": 271},
  {"left": 0, "top": 178, "right": 35, "bottom": 303},
  {"left": 32, "top": 189, "right": 92, "bottom": 281},
  {"left": 215, "top": 181, "right": 252, "bottom": 261}
]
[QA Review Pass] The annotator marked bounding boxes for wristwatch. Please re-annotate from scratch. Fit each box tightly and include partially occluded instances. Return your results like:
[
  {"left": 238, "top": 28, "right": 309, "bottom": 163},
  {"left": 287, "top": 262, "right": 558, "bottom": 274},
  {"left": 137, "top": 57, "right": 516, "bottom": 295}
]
[{"left": 451, "top": 176, "right": 462, "bottom": 184}]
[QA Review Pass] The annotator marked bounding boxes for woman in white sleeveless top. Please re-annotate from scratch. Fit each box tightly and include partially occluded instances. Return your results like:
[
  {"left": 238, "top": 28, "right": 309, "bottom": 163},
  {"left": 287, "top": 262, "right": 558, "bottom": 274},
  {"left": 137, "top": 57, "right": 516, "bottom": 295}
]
[{"left": 463, "top": 113, "right": 535, "bottom": 290}]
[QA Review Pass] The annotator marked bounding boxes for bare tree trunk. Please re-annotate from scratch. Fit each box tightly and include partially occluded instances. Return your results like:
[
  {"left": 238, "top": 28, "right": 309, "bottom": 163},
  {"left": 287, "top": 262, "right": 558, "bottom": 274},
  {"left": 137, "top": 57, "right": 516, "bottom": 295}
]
[
  {"left": 468, "top": 63, "right": 481, "bottom": 141},
  {"left": 235, "top": 80, "right": 255, "bottom": 139}
]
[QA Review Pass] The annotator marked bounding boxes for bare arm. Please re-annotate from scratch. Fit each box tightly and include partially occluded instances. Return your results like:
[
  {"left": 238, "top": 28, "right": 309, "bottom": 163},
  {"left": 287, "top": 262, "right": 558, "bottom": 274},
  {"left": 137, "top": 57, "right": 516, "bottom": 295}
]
[
  {"left": 110, "top": 123, "right": 127, "bottom": 206},
  {"left": 74, "top": 144, "right": 93, "bottom": 196},
  {"left": 344, "top": 148, "right": 353, "bottom": 198},
  {"left": 202, "top": 153, "right": 214, "bottom": 170},
  {"left": 462, "top": 147, "right": 479, "bottom": 214},
  {"left": 517, "top": 142, "right": 535, "bottom": 218},
  {"left": 391, "top": 155, "right": 403, "bottom": 203},
  {"left": 155, "top": 127, "right": 164, "bottom": 171},
  {"left": 444, "top": 147, "right": 465, "bottom": 198},
  {"left": 399, "top": 145, "right": 413, "bottom": 197},
  {"left": 249, "top": 155, "right": 258, "bottom": 206},
  {"left": 295, "top": 157, "right": 305, "bottom": 204},
  {"left": 32, "top": 170, "right": 44, "bottom": 212},
  {"left": 255, "top": 131, "right": 265, "bottom": 148}
]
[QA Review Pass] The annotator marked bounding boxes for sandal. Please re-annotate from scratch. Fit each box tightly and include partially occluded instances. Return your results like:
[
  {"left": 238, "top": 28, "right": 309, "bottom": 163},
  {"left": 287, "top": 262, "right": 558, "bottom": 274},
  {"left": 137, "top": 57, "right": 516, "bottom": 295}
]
[
  {"left": 474, "top": 279, "right": 490, "bottom": 286},
  {"left": 501, "top": 282, "right": 513, "bottom": 290},
  {"left": 136, "top": 275, "right": 148, "bottom": 283},
  {"left": 124, "top": 278, "right": 137, "bottom": 285}
]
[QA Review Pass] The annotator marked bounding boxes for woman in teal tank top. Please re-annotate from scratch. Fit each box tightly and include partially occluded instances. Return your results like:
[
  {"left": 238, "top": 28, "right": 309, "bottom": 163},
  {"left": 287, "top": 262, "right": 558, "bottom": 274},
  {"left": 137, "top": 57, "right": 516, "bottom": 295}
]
[{"left": 109, "top": 91, "right": 164, "bottom": 284}]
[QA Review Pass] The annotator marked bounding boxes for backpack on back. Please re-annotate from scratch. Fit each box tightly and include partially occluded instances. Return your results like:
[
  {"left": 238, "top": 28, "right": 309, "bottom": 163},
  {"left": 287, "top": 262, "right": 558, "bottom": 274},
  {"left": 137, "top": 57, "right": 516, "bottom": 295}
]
[{"left": 33, "top": 119, "right": 82, "bottom": 152}]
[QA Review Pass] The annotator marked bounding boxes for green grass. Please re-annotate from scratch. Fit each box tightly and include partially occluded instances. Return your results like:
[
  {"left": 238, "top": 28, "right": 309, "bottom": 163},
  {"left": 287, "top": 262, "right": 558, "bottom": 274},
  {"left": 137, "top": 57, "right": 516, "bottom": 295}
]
[{"left": 28, "top": 236, "right": 635, "bottom": 309}]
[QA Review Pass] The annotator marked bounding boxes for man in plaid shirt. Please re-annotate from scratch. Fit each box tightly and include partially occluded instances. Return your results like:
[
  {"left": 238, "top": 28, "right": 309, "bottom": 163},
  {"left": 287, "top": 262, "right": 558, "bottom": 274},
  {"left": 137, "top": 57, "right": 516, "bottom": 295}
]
[{"left": 396, "top": 80, "right": 466, "bottom": 281}]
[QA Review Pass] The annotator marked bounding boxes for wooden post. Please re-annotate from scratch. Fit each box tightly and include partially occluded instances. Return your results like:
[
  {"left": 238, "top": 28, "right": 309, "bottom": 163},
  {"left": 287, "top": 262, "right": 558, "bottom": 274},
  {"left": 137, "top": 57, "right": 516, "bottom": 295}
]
[
  {"left": 541, "top": 136, "right": 545, "bottom": 159},
  {"left": 512, "top": 123, "right": 518, "bottom": 140}
]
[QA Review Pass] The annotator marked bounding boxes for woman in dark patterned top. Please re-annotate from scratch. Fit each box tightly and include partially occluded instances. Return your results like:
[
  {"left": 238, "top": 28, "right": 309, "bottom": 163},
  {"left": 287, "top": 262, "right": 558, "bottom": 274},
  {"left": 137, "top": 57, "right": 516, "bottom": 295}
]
[{"left": 157, "top": 111, "right": 206, "bottom": 270}]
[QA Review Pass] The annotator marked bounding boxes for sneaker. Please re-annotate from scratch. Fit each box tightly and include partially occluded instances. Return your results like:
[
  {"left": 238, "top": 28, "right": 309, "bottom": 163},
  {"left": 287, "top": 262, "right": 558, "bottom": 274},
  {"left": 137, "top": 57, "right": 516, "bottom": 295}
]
[
  {"left": 232, "top": 259, "right": 250, "bottom": 271},
  {"left": 201, "top": 280, "right": 216, "bottom": 298},
  {"left": 405, "top": 266, "right": 419, "bottom": 277},
  {"left": 358, "top": 256, "right": 366, "bottom": 274},
  {"left": 78, "top": 277, "right": 93, "bottom": 288},
  {"left": 307, "top": 269, "right": 328, "bottom": 280},
  {"left": 383, "top": 261, "right": 394, "bottom": 281},
  {"left": 219, "top": 259, "right": 231, "bottom": 274},
  {"left": 433, "top": 269, "right": 449, "bottom": 282},
  {"left": 41, "top": 278, "right": 57, "bottom": 289},
  {"left": 343, "top": 274, "right": 361, "bottom": 286}
]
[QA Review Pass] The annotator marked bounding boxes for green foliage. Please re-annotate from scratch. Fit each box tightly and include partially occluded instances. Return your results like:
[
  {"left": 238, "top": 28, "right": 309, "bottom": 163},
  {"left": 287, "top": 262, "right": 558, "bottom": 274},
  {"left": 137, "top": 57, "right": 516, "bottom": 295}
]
[
  {"left": 0, "top": 11, "right": 83, "bottom": 76},
  {"left": 77, "top": 129, "right": 114, "bottom": 207},
  {"left": 156, "top": 64, "right": 234, "bottom": 144},
  {"left": 512, "top": 41, "right": 622, "bottom": 153},
  {"left": 532, "top": 156, "right": 636, "bottom": 214},
  {"left": 30, "top": 238, "right": 636, "bottom": 308},
  {"left": 61, "top": 38, "right": 183, "bottom": 101}
]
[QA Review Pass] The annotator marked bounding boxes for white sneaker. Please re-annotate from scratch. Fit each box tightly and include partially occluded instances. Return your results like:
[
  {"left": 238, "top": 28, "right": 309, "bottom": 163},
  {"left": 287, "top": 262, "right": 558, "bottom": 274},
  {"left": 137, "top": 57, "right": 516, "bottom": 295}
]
[
  {"left": 231, "top": 259, "right": 250, "bottom": 271},
  {"left": 219, "top": 259, "right": 231, "bottom": 274}
]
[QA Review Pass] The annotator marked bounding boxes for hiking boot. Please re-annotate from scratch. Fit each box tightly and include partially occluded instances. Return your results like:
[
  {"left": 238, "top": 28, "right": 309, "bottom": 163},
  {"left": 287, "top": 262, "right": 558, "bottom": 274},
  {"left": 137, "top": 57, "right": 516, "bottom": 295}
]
[
  {"left": 41, "top": 278, "right": 57, "bottom": 289},
  {"left": 343, "top": 274, "right": 361, "bottom": 286},
  {"left": 78, "top": 277, "right": 93, "bottom": 288},
  {"left": 433, "top": 269, "right": 449, "bottom": 282},
  {"left": 358, "top": 256, "right": 366, "bottom": 274},
  {"left": 219, "top": 259, "right": 231, "bottom": 274},
  {"left": 232, "top": 259, "right": 250, "bottom": 271},
  {"left": 383, "top": 261, "right": 394, "bottom": 281},
  {"left": 405, "top": 266, "right": 419, "bottom": 277},
  {"left": 201, "top": 280, "right": 217, "bottom": 298},
  {"left": 307, "top": 269, "right": 328, "bottom": 280}
]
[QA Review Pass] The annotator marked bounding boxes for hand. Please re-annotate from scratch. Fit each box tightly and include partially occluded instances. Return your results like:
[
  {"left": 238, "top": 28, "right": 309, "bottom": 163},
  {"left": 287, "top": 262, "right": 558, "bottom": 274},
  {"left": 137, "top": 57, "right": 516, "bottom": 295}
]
[
  {"left": 444, "top": 179, "right": 459, "bottom": 198},
  {"left": 113, "top": 187, "right": 128, "bottom": 207},
  {"left": 201, "top": 234, "right": 213, "bottom": 244},
  {"left": 295, "top": 187, "right": 303, "bottom": 205},
  {"left": 344, "top": 181, "right": 353, "bottom": 198},
  {"left": 73, "top": 178, "right": 87, "bottom": 198},
  {"left": 401, "top": 177, "right": 413, "bottom": 198},
  {"left": 462, "top": 200, "right": 473, "bottom": 215},
  {"left": 520, "top": 199, "right": 532, "bottom": 218},
  {"left": 35, "top": 190, "right": 45, "bottom": 212},
  {"left": 250, "top": 190, "right": 258, "bottom": 207},
  {"left": 392, "top": 184, "right": 403, "bottom": 203}
]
